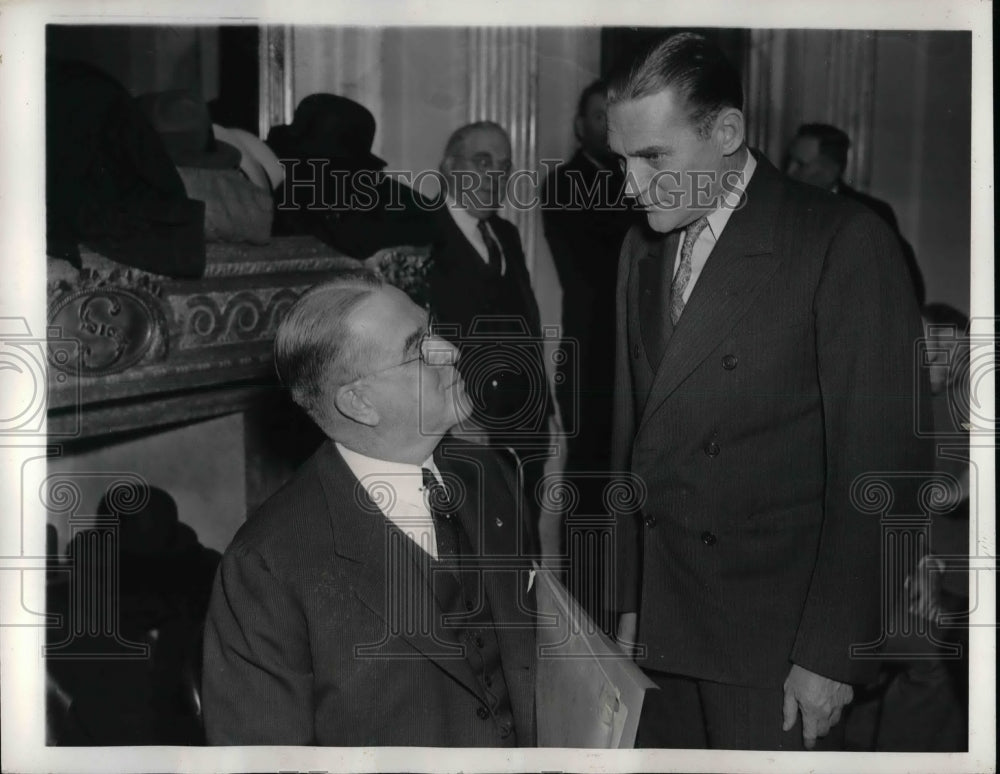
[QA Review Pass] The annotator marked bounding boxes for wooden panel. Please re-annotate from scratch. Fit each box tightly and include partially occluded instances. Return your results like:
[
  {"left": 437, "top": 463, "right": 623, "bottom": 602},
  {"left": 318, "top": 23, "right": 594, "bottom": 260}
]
[{"left": 46, "top": 237, "right": 362, "bottom": 443}]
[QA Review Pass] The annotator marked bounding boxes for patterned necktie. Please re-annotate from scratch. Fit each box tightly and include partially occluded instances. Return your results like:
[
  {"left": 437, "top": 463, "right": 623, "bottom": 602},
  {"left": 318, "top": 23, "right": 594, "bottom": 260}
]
[
  {"left": 422, "top": 467, "right": 459, "bottom": 561},
  {"left": 669, "top": 216, "right": 710, "bottom": 325},
  {"left": 476, "top": 219, "right": 504, "bottom": 277}
]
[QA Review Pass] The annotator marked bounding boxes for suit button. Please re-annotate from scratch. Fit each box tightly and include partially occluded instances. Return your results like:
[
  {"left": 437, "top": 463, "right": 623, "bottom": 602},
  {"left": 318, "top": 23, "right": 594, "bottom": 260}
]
[
  {"left": 475, "top": 635, "right": 485, "bottom": 648},
  {"left": 701, "top": 531, "right": 717, "bottom": 546},
  {"left": 643, "top": 513, "right": 657, "bottom": 528},
  {"left": 499, "top": 722, "right": 513, "bottom": 738},
  {"left": 476, "top": 706, "right": 490, "bottom": 720},
  {"left": 705, "top": 442, "right": 721, "bottom": 457},
  {"left": 722, "top": 354, "right": 738, "bottom": 370},
  {"left": 633, "top": 344, "right": 641, "bottom": 359}
]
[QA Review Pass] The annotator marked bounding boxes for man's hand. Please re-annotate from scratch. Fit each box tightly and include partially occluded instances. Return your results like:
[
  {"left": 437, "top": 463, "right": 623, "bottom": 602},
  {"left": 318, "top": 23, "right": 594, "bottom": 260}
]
[
  {"left": 616, "top": 612, "right": 638, "bottom": 658},
  {"left": 781, "top": 664, "right": 854, "bottom": 749}
]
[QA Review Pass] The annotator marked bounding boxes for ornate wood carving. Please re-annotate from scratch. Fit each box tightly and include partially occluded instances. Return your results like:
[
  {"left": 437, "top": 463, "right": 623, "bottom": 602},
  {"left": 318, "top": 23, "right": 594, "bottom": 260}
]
[{"left": 46, "top": 237, "right": 362, "bottom": 441}]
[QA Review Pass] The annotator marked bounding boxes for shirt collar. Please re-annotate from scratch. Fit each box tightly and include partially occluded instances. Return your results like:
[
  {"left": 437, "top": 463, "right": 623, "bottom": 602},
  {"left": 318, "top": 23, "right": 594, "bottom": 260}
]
[
  {"left": 446, "top": 195, "right": 489, "bottom": 233},
  {"left": 705, "top": 151, "right": 757, "bottom": 241},
  {"left": 336, "top": 442, "right": 442, "bottom": 492}
]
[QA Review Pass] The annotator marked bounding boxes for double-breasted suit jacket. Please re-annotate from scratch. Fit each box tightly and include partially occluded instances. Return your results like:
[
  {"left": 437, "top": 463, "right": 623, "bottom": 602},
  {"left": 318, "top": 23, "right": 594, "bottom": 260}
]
[
  {"left": 202, "top": 438, "right": 537, "bottom": 746},
  {"left": 611, "top": 154, "right": 932, "bottom": 689}
]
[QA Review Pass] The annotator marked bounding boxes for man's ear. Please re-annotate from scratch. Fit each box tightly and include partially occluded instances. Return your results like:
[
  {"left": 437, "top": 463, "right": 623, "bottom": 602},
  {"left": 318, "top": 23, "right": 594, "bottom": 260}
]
[
  {"left": 334, "top": 383, "right": 380, "bottom": 427},
  {"left": 573, "top": 115, "right": 584, "bottom": 143},
  {"left": 715, "top": 107, "right": 745, "bottom": 156}
]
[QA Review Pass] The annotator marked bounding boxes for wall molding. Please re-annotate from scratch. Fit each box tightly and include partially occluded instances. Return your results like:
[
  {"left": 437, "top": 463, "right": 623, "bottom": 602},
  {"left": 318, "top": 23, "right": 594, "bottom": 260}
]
[{"left": 467, "top": 27, "right": 540, "bottom": 274}]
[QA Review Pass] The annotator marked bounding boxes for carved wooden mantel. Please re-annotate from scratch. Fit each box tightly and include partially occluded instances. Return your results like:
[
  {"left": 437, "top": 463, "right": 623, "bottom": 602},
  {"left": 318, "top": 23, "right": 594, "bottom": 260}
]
[{"left": 46, "top": 238, "right": 366, "bottom": 442}]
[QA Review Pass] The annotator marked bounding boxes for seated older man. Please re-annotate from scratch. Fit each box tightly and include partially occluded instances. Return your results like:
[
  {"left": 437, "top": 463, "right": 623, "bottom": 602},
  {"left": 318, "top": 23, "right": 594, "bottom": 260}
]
[{"left": 202, "top": 270, "right": 537, "bottom": 746}]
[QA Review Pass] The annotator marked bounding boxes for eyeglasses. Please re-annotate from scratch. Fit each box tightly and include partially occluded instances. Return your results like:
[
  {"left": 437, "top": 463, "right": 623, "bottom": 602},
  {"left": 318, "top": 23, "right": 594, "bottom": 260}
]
[
  {"left": 349, "top": 315, "right": 456, "bottom": 381},
  {"left": 458, "top": 153, "right": 513, "bottom": 174}
]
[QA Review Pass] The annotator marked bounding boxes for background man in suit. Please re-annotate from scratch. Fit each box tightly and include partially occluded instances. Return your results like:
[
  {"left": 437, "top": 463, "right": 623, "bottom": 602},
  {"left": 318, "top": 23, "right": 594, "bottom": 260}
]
[
  {"left": 785, "top": 122, "right": 925, "bottom": 304},
  {"left": 428, "top": 121, "right": 554, "bottom": 551},
  {"left": 202, "top": 271, "right": 537, "bottom": 746},
  {"left": 607, "top": 34, "right": 931, "bottom": 750},
  {"left": 542, "top": 79, "right": 637, "bottom": 475}
]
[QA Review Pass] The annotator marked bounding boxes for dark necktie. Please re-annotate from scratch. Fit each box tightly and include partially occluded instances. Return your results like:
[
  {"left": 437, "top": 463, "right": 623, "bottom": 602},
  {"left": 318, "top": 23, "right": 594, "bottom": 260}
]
[
  {"left": 422, "top": 467, "right": 460, "bottom": 561},
  {"left": 476, "top": 218, "right": 504, "bottom": 277}
]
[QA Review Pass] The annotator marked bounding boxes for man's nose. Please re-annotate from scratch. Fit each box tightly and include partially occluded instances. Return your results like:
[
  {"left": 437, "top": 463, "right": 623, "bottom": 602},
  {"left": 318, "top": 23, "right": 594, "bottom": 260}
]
[
  {"left": 623, "top": 163, "right": 645, "bottom": 198},
  {"left": 424, "top": 335, "right": 460, "bottom": 366}
]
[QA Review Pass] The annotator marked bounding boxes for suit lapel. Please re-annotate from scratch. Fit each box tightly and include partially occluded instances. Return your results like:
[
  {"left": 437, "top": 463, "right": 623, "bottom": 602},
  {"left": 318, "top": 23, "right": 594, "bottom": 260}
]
[
  {"left": 314, "top": 442, "right": 482, "bottom": 697},
  {"left": 636, "top": 155, "right": 785, "bottom": 436},
  {"left": 436, "top": 207, "right": 493, "bottom": 278}
]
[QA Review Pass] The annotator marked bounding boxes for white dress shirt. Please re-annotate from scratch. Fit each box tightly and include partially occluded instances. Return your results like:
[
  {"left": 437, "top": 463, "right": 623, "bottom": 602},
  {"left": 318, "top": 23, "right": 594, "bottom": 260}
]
[
  {"left": 445, "top": 197, "right": 506, "bottom": 274},
  {"left": 670, "top": 152, "right": 758, "bottom": 302},
  {"left": 336, "top": 442, "right": 446, "bottom": 560}
]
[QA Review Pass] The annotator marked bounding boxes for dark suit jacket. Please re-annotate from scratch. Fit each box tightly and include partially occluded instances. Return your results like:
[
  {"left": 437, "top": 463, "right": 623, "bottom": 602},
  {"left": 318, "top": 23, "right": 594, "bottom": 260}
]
[
  {"left": 542, "top": 149, "right": 635, "bottom": 311},
  {"left": 202, "top": 438, "right": 537, "bottom": 746},
  {"left": 611, "top": 154, "right": 932, "bottom": 689},
  {"left": 428, "top": 208, "right": 552, "bottom": 433},
  {"left": 429, "top": 208, "right": 542, "bottom": 340},
  {"left": 838, "top": 182, "right": 924, "bottom": 304},
  {"left": 542, "top": 152, "right": 637, "bottom": 463}
]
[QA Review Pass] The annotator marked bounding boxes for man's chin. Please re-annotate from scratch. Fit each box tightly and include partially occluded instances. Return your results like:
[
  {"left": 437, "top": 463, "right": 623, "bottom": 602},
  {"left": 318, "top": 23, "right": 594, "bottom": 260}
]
[{"left": 644, "top": 209, "right": 683, "bottom": 233}]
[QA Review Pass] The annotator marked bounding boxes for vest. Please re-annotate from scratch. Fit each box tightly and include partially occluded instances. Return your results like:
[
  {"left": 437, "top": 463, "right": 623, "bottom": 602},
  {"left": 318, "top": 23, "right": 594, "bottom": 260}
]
[{"left": 429, "top": 547, "right": 518, "bottom": 745}]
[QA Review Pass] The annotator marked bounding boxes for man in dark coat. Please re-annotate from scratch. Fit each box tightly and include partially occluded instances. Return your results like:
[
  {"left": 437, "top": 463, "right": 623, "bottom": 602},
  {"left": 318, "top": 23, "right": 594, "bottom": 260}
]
[
  {"left": 202, "top": 271, "right": 537, "bottom": 746},
  {"left": 785, "top": 122, "right": 925, "bottom": 304},
  {"left": 427, "top": 121, "right": 554, "bottom": 549},
  {"left": 607, "top": 33, "right": 932, "bottom": 750},
  {"left": 541, "top": 80, "right": 637, "bottom": 475}
]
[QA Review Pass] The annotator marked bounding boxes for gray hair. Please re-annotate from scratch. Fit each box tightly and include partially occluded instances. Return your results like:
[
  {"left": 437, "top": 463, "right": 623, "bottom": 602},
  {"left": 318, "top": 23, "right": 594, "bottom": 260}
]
[{"left": 274, "top": 270, "right": 384, "bottom": 424}]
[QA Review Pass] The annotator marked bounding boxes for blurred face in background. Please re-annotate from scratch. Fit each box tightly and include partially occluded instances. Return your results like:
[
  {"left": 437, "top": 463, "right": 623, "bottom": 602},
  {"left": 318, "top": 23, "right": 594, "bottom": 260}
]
[
  {"left": 576, "top": 92, "right": 609, "bottom": 156},
  {"left": 785, "top": 135, "right": 841, "bottom": 190}
]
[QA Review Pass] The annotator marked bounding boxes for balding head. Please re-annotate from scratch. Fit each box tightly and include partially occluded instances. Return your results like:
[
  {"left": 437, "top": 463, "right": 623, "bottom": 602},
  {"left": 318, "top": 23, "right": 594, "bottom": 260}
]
[{"left": 440, "top": 121, "right": 512, "bottom": 219}]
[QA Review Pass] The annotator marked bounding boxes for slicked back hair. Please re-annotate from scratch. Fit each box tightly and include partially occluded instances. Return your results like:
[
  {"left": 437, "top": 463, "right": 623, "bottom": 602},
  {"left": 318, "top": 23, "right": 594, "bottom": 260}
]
[
  {"left": 274, "top": 270, "right": 384, "bottom": 426},
  {"left": 607, "top": 32, "right": 743, "bottom": 139}
]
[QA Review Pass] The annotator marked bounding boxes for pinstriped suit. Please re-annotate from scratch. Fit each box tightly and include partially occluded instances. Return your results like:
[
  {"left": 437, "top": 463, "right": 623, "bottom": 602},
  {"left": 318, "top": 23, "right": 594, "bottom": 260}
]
[{"left": 611, "top": 154, "right": 933, "bottom": 695}]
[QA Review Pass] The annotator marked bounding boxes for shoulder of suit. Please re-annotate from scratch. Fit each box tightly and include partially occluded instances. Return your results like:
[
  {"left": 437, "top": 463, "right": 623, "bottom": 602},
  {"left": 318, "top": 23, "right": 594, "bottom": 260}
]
[
  {"left": 227, "top": 441, "right": 334, "bottom": 554},
  {"left": 779, "top": 174, "right": 888, "bottom": 228}
]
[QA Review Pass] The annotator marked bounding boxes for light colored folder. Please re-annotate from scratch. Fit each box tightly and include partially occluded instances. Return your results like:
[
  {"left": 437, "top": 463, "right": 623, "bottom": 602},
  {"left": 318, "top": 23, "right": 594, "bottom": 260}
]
[{"left": 533, "top": 562, "right": 657, "bottom": 748}]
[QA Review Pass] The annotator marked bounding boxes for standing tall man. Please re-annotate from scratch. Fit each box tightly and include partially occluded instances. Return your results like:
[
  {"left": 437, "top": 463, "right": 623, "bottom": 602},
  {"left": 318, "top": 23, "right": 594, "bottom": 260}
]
[
  {"left": 203, "top": 271, "right": 537, "bottom": 746},
  {"left": 429, "top": 121, "right": 554, "bottom": 550},
  {"left": 607, "top": 34, "right": 930, "bottom": 750}
]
